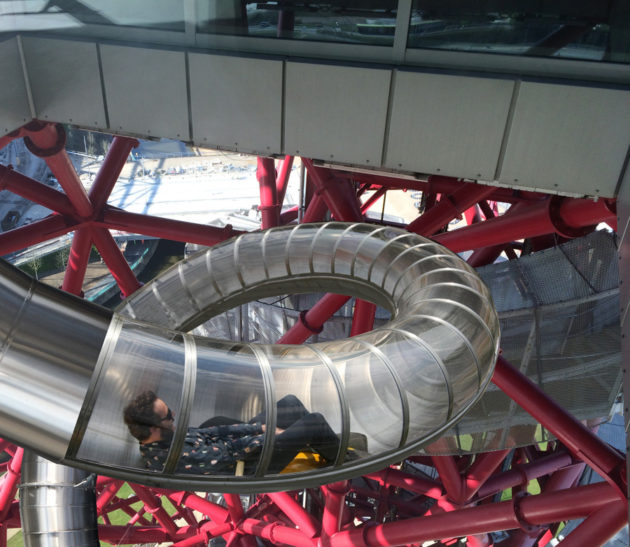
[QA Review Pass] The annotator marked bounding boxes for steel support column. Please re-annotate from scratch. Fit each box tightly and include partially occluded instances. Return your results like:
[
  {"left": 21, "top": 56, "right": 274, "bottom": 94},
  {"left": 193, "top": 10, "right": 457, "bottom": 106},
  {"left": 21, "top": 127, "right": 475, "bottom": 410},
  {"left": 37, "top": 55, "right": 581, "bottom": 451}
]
[{"left": 257, "top": 157, "right": 280, "bottom": 229}]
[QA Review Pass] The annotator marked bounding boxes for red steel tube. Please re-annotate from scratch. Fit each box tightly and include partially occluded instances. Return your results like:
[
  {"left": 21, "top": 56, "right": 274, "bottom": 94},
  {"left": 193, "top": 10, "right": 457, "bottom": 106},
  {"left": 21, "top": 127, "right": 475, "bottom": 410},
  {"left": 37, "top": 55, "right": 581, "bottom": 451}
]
[
  {"left": 360, "top": 187, "right": 386, "bottom": 214},
  {"left": 266, "top": 492, "right": 318, "bottom": 538},
  {"left": 321, "top": 481, "right": 350, "bottom": 541},
  {"left": 476, "top": 451, "right": 573, "bottom": 500},
  {"left": 330, "top": 482, "right": 619, "bottom": 547},
  {"left": 97, "top": 525, "right": 170, "bottom": 544},
  {"left": 407, "top": 183, "right": 496, "bottom": 236},
  {"left": 0, "top": 448, "right": 22, "bottom": 521},
  {"left": 167, "top": 491, "right": 230, "bottom": 523},
  {"left": 257, "top": 157, "right": 280, "bottom": 229},
  {"left": 301, "top": 193, "right": 329, "bottom": 223},
  {"left": 277, "top": 294, "right": 351, "bottom": 344},
  {"left": 100, "top": 207, "right": 240, "bottom": 246},
  {"left": 96, "top": 480, "right": 124, "bottom": 514},
  {"left": 303, "top": 159, "right": 363, "bottom": 222},
  {"left": 365, "top": 469, "right": 443, "bottom": 500},
  {"left": 25, "top": 123, "right": 93, "bottom": 218},
  {"left": 492, "top": 356, "right": 626, "bottom": 497},
  {"left": 349, "top": 299, "right": 376, "bottom": 336},
  {"left": 0, "top": 214, "right": 80, "bottom": 255},
  {"left": 0, "top": 165, "right": 75, "bottom": 217},
  {"left": 91, "top": 227, "right": 142, "bottom": 297},
  {"left": 171, "top": 521, "right": 234, "bottom": 547},
  {"left": 431, "top": 455, "right": 464, "bottom": 503},
  {"left": 239, "top": 519, "right": 317, "bottom": 546},
  {"left": 61, "top": 227, "right": 93, "bottom": 295},
  {"left": 434, "top": 197, "right": 614, "bottom": 253},
  {"left": 276, "top": 155, "right": 294, "bottom": 206},
  {"left": 559, "top": 500, "right": 627, "bottom": 547},
  {"left": 130, "top": 484, "right": 179, "bottom": 537},
  {"left": 462, "top": 449, "right": 510, "bottom": 503},
  {"left": 89, "top": 136, "right": 138, "bottom": 212}
]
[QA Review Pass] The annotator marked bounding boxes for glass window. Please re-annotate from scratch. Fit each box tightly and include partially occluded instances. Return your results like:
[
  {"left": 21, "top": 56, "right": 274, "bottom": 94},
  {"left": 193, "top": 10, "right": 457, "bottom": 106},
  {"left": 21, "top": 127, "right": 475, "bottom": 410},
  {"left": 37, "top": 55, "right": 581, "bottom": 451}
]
[
  {"left": 408, "top": 1, "right": 630, "bottom": 64},
  {"left": 196, "top": 1, "right": 399, "bottom": 46}
]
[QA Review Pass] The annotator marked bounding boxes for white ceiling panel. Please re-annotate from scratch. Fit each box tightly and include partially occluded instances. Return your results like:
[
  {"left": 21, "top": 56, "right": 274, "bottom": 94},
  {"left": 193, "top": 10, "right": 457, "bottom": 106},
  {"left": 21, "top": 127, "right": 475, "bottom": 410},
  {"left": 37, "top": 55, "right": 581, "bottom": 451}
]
[
  {"left": 101, "top": 45, "right": 189, "bottom": 141},
  {"left": 500, "top": 82, "right": 630, "bottom": 198},
  {"left": 189, "top": 53, "right": 282, "bottom": 155},
  {"left": 0, "top": 38, "right": 31, "bottom": 135},
  {"left": 21, "top": 37, "right": 105, "bottom": 128},
  {"left": 284, "top": 62, "right": 391, "bottom": 166},
  {"left": 385, "top": 71, "right": 514, "bottom": 180}
]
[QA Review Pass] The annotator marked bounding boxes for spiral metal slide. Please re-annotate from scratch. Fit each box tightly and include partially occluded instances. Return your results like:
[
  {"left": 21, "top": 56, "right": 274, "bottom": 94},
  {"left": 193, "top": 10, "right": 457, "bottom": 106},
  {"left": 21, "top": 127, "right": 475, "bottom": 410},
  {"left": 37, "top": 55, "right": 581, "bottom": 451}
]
[{"left": 0, "top": 222, "right": 498, "bottom": 493}]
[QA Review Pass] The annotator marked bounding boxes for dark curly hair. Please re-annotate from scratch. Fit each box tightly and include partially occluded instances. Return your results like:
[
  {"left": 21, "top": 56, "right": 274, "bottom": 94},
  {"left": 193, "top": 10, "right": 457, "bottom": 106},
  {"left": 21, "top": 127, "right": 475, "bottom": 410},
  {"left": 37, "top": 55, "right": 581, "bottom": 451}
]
[{"left": 123, "top": 390, "right": 160, "bottom": 442}]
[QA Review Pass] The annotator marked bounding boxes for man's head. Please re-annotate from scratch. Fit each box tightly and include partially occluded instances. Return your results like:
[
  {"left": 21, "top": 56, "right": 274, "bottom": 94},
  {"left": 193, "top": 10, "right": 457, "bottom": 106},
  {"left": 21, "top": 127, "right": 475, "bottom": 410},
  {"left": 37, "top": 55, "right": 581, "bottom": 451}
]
[{"left": 123, "top": 390, "right": 175, "bottom": 443}]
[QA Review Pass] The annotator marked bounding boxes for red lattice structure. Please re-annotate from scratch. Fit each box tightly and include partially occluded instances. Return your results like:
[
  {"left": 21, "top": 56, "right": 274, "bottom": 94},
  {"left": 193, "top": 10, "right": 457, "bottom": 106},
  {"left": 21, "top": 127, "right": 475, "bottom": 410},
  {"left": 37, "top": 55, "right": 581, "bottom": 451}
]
[{"left": 0, "top": 121, "right": 625, "bottom": 546}]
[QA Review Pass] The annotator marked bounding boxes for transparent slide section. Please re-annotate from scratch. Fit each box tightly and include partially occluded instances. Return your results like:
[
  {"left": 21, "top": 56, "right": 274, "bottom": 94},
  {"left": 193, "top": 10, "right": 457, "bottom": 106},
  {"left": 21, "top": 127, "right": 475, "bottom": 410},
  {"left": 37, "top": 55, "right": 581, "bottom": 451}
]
[{"left": 0, "top": 223, "right": 499, "bottom": 492}]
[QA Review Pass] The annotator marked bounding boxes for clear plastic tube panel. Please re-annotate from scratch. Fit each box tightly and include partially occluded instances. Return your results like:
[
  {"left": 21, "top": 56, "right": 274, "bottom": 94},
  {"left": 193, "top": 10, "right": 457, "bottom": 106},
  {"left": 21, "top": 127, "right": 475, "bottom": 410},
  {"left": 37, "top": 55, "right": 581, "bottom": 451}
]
[{"left": 0, "top": 223, "right": 499, "bottom": 492}]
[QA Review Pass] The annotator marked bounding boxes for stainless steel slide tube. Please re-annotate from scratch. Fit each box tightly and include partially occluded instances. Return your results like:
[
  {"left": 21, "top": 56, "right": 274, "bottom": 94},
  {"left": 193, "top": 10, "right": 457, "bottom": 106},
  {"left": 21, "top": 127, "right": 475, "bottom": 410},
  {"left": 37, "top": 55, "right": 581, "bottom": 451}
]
[
  {"left": 0, "top": 223, "right": 499, "bottom": 492},
  {"left": 20, "top": 451, "right": 99, "bottom": 547}
]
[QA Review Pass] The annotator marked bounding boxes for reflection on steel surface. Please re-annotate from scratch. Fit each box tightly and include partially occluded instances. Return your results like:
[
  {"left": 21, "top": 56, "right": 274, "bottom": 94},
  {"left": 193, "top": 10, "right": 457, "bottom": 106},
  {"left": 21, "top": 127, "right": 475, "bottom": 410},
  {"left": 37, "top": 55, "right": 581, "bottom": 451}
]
[{"left": 0, "top": 223, "right": 499, "bottom": 492}]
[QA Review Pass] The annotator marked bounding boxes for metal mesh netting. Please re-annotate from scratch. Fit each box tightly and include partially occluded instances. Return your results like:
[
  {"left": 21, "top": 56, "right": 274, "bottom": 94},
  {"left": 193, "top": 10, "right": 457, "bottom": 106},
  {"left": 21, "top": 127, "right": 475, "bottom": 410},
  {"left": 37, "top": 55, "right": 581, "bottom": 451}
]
[{"left": 192, "top": 230, "right": 620, "bottom": 455}]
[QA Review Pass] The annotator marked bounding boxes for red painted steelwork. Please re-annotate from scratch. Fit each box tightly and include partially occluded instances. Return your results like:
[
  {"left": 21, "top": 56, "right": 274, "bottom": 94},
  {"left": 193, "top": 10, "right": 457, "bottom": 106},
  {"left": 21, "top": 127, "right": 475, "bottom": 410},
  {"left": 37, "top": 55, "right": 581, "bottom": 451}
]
[
  {"left": 301, "top": 193, "right": 329, "bottom": 223},
  {"left": 24, "top": 123, "right": 93, "bottom": 219},
  {"left": 492, "top": 356, "right": 626, "bottom": 499},
  {"left": 240, "top": 518, "right": 317, "bottom": 546},
  {"left": 258, "top": 157, "right": 280, "bottom": 229},
  {"left": 303, "top": 159, "right": 363, "bottom": 222},
  {"left": 462, "top": 449, "right": 511, "bottom": 503},
  {"left": 329, "top": 482, "right": 619, "bottom": 547},
  {"left": 267, "top": 492, "right": 318, "bottom": 538},
  {"left": 559, "top": 501, "right": 627, "bottom": 546},
  {"left": 276, "top": 156, "right": 294, "bottom": 206},
  {"left": 277, "top": 294, "right": 351, "bottom": 344},
  {"left": 89, "top": 136, "right": 138, "bottom": 212},
  {"left": 62, "top": 227, "right": 93, "bottom": 295},
  {"left": 360, "top": 187, "right": 386, "bottom": 214},
  {"left": 0, "top": 449, "right": 22, "bottom": 522},
  {"left": 407, "top": 183, "right": 495, "bottom": 236},
  {"left": 435, "top": 197, "right": 616, "bottom": 252},
  {"left": 0, "top": 215, "right": 82, "bottom": 255},
  {"left": 91, "top": 227, "right": 142, "bottom": 297},
  {"left": 349, "top": 299, "right": 376, "bottom": 336},
  {"left": 476, "top": 451, "right": 573, "bottom": 500},
  {"left": 321, "top": 481, "right": 350, "bottom": 542},
  {"left": 100, "top": 207, "right": 240, "bottom": 246},
  {"left": 0, "top": 165, "right": 75, "bottom": 217}
]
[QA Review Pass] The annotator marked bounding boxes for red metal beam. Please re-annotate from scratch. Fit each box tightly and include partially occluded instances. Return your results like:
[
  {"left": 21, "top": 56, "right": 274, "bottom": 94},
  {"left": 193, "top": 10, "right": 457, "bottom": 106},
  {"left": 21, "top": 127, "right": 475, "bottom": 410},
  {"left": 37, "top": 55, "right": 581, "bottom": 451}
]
[
  {"left": 434, "top": 197, "right": 616, "bottom": 253},
  {"left": 91, "top": 227, "right": 142, "bottom": 297},
  {"left": 88, "top": 136, "right": 138, "bottom": 212},
  {"left": 492, "top": 356, "right": 626, "bottom": 498},
  {"left": 302, "top": 159, "right": 363, "bottom": 222},
  {"left": 61, "top": 227, "right": 93, "bottom": 295},
  {"left": 24, "top": 122, "right": 93, "bottom": 219},
  {"left": 0, "top": 215, "right": 81, "bottom": 255},
  {"left": 276, "top": 155, "right": 294, "bottom": 206},
  {"left": 407, "top": 182, "right": 495, "bottom": 236},
  {"left": 99, "top": 207, "right": 240, "bottom": 246},
  {"left": 0, "top": 165, "right": 75, "bottom": 217},
  {"left": 277, "top": 294, "right": 351, "bottom": 344},
  {"left": 329, "top": 482, "right": 619, "bottom": 547},
  {"left": 349, "top": 299, "right": 376, "bottom": 336},
  {"left": 257, "top": 157, "right": 280, "bottom": 229}
]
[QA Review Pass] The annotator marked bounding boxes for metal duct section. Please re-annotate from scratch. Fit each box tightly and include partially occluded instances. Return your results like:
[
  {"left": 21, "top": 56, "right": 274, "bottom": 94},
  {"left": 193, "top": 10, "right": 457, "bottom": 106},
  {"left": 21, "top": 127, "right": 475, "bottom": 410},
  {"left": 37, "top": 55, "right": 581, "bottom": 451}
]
[
  {"left": 0, "top": 223, "right": 499, "bottom": 492},
  {"left": 20, "top": 451, "right": 99, "bottom": 547}
]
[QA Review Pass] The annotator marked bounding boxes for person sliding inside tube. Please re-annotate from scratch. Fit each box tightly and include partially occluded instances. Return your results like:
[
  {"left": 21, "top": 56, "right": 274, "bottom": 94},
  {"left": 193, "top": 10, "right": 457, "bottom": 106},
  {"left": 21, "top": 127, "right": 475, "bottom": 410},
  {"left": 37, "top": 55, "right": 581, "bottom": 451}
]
[{"left": 123, "top": 391, "right": 345, "bottom": 475}]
